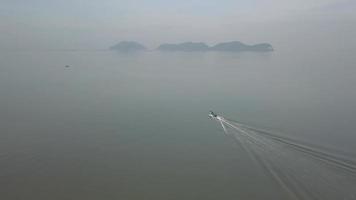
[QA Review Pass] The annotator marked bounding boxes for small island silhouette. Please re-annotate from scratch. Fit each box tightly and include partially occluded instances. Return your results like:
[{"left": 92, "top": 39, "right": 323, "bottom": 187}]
[
  {"left": 110, "top": 41, "right": 273, "bottom": 52},
  {"left": 109, "top": 41, "right": 146, "bottom": 52}
]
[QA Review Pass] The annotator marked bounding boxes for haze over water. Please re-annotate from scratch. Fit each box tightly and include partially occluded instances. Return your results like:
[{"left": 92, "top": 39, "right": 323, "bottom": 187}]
[{"left": 1, "top": 0, "right": 356, "bottom": 199}]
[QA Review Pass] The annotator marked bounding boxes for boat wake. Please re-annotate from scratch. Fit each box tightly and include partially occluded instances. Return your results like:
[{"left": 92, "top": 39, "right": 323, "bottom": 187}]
[{"left": 214, "top": 115, "right": 356, "bottom": 200}]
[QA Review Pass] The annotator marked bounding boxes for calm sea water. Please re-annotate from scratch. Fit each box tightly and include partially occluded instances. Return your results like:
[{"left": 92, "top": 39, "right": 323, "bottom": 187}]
[{"left": 1, "top": 48, "right": 355, "bottom": 199}]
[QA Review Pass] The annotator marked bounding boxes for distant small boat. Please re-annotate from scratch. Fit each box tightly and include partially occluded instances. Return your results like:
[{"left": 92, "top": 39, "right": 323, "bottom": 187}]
[{"left": 65, "top": 65, "right": 70, "bottom": 68}]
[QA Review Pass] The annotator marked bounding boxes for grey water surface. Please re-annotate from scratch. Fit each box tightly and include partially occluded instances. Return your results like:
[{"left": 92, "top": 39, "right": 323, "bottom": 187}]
[{"left": 1, "top": 48, "right": 356, "bottom": 200}]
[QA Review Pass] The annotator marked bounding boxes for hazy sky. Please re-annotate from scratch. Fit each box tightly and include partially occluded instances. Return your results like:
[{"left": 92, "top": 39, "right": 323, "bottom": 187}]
[{"left": 1, "top": 0, "right": 355, "bottom": 50}]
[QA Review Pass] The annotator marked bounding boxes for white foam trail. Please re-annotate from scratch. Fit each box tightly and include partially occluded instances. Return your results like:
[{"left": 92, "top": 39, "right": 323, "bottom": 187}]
[
  {"left": 214, "top": 117, "right": 356, "bottom": 200},
  {"left": 219, "top": 119, "right": 228, "bottom": 136},
  {"left": 234, "top": 121, "right": 356, "bottom": 173}
]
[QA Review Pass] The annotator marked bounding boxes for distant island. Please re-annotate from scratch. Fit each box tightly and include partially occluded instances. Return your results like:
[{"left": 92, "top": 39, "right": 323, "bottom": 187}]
[
  {"left": 109, "top": 41, "right": 146, "bottom": 52},
  {"left": 110, "top": 41, "right": 273, "bottom": 52},
  {"left": 157, "top": 41, "right": 273, "bottom": 52},
  {"left": 210, "top": 41, "right": 273, "bottom": 52}
]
